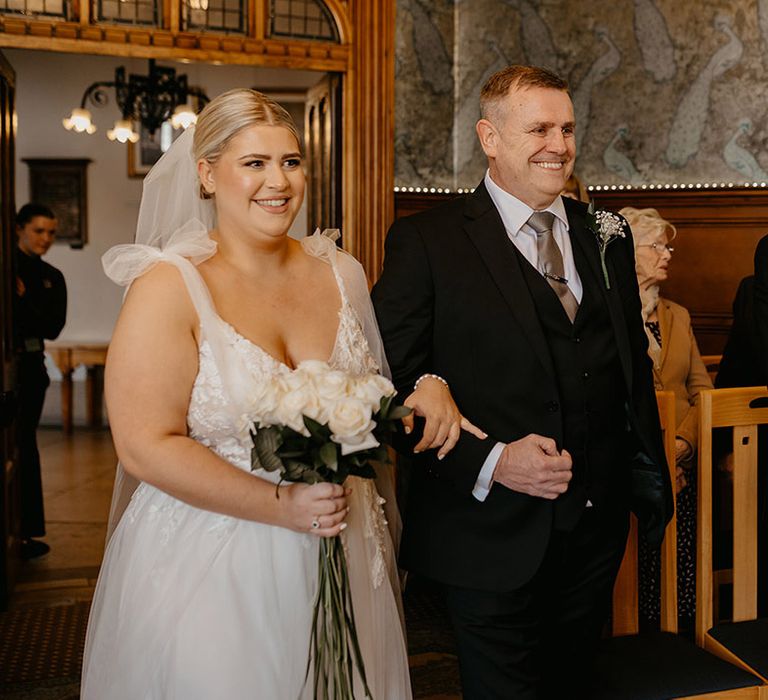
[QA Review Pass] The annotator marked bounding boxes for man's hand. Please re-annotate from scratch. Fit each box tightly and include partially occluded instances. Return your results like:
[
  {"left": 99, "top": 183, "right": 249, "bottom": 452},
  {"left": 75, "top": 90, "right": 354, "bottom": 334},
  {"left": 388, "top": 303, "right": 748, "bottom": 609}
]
[
  {"left": 16, "top": 276, "right": 25, "bottom": 297},
  {"left": 492, "top": 434, "right": 572, "bottom": 499}
]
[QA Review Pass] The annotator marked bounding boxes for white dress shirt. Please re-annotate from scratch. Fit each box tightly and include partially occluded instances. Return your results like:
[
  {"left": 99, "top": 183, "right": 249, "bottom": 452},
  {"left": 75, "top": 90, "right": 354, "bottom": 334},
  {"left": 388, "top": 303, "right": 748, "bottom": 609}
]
[{"left": 472, "top": 171, "right": 583, "bottom": 501}]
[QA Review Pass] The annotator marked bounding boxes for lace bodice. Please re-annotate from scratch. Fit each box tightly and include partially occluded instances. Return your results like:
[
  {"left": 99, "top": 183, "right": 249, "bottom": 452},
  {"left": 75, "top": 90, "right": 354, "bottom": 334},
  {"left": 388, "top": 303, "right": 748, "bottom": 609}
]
[
  {"left": 106, "top": 230, "right": 393, "bottom": 583},
  {"left": 186, "top": 274, "right": 379, "bottom": 477},
  {"left": 179, "top": 251, "right": 390, "bottom": 586}
]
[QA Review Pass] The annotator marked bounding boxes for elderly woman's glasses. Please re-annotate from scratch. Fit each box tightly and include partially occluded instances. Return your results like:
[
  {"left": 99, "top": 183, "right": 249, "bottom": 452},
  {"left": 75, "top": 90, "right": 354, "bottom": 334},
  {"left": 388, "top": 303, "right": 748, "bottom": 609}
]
[{"left": 639, "top": 242, "right": 674, "bottom": 253}]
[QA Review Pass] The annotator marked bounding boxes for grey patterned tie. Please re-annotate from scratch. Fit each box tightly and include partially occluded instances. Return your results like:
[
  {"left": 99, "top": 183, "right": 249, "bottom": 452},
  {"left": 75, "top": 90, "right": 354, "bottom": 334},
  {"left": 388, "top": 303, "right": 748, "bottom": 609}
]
[{"left": 527, "top": 211, "right": 579, "bottom": 323}]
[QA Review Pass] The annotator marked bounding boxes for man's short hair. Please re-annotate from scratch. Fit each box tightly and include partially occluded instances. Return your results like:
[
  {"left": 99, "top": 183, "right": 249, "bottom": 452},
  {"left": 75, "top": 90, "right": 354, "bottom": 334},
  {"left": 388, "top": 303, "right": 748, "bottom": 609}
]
[
  {"left": 16, "top": 203, "right": 56, "bottom": 227},
  {"left": 480, "top": 65, "right": 569, "bottom": 121}
]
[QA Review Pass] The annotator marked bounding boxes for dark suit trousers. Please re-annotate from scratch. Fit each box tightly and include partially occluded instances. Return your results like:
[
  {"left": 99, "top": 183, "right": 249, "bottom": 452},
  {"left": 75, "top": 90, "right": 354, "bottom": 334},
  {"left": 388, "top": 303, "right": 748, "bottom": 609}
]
[
  {"left": 17, "top": 353, "right": 50, "bottom": 538},
  {"left": 442, "top": 504, "right": 629, "bottom": 700}
]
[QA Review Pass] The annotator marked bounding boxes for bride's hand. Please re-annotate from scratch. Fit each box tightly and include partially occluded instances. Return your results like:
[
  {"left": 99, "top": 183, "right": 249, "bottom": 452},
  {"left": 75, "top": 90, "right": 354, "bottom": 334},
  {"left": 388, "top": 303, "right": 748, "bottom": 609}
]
[
  {"left": 403, "top": 376, "right": 487, "bottom": 459},
  {"left": 279, "top": 483, "right": 350, "bottom": 538}
]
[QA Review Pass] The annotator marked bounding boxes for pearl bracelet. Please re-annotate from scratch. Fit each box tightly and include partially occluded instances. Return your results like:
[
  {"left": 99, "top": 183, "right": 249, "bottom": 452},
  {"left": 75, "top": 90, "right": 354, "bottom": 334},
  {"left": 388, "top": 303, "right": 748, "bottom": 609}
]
[{"left": 413, "top": 373, "right": 449, "bottom": 391}]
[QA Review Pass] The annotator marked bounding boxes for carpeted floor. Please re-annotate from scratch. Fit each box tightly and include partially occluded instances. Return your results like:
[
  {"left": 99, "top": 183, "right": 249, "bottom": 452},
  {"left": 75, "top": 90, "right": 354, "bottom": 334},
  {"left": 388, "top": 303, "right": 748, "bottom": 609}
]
[
  {"left": 0, "top": 601, "right": 88, "bottom": 699},
  {"left": 0, "top": 580, "right": 461, "bottom": 699},
  {"left": 404, "top": 578, "right": 462, "bottom": 698}
]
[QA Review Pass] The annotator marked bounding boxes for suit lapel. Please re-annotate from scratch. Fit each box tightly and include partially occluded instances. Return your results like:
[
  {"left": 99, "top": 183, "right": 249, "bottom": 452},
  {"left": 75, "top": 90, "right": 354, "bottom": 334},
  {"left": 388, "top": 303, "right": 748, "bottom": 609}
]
[
  {"left": 566, "top": 199, "right": 634, "bottom": 394},
  {"left": 463, "top": 183, "right": 556, "bottom": 380}
]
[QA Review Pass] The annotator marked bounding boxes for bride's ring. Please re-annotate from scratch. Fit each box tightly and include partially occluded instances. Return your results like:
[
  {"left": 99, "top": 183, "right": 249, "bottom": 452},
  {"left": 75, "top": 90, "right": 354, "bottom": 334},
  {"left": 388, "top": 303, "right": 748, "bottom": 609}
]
[{"left": 311, "top": 517, "right": 320, "bottom": 530}]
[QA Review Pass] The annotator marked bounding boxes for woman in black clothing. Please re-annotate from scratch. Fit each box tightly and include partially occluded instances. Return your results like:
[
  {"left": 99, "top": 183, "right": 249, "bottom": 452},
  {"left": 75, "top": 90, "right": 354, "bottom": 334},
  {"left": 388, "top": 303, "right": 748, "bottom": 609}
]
[{"left": 14, "top": 203, "right": 67, "bottom": 559}]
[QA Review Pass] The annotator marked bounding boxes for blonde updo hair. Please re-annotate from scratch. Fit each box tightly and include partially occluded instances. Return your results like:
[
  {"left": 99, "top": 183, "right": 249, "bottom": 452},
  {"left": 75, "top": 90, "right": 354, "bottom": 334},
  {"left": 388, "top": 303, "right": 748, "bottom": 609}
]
[
  {"left": 193, "top": 88, "right": 301, "bottom": 199},
  {"left": 619, "top": 206, "right": 677, "bottom": 248}
]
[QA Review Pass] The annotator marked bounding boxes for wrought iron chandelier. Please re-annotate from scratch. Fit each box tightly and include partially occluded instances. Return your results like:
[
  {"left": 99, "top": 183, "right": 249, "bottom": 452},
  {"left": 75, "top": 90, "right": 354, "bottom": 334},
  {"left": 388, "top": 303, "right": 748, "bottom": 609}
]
[{"left": 63, "top": 59, "right": 209, "bottom": 143}]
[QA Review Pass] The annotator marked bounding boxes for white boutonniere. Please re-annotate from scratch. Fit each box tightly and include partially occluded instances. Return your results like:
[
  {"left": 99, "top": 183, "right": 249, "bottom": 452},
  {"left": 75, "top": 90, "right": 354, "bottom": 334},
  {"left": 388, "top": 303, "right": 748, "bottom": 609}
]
[{"left": 586, "top": 202, "right": 626, "bottom": 289}]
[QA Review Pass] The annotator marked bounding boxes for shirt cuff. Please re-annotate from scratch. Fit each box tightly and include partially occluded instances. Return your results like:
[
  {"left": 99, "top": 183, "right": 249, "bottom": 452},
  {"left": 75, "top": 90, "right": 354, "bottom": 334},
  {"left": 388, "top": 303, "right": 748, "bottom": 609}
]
[{"left": 472, "top": 441, "right": 505, "bottom": 502}]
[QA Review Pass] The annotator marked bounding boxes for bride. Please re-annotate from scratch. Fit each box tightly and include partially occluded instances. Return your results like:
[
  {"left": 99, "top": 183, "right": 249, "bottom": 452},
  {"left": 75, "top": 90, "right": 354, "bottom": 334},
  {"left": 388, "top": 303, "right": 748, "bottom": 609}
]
[{"left": 81, "top": 88, "right": 481, "bottom": 699}]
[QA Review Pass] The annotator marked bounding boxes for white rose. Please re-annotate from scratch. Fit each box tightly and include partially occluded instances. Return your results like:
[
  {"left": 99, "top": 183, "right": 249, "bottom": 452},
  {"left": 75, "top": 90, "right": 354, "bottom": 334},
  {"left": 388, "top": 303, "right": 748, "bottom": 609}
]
[
  {"left": 272, "top": 374, "right": 319, "bottom": 435},
  {"left": 300, "top": 391, "right": 329, "bottom": 425},
  {"left": 352, "top": 373, "right": 396, "bottom": 413},
  {"left": 314, "top": 369, "right": 353, "bottom": 402},
  {"left": 245, "top": 377, "right": 281, "bottom": 426},
  {"left": 328, "top": 398, "right": 376, "bottom": 449},
  {"left": 295, "top": 359, "right": 332, "bottom": 376},
  {"left": 340, "top": 432, "right": 380, "bottom": 456}
]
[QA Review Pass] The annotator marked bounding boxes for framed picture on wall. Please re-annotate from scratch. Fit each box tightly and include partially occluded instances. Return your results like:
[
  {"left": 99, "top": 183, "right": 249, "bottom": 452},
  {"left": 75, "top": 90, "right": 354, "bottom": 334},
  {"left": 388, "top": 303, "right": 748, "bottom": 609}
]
[
  {"left": 23, "top": 158, "right": 91, "bottom": 249},
  {"left": 128, "top": 121, "right": 181, "bottom": 178}
]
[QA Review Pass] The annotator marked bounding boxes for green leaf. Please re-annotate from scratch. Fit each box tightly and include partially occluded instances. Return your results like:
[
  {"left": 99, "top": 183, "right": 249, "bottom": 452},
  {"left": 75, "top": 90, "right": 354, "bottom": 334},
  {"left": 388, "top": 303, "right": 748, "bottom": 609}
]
[
  {"left": 252, "top": 428, "right": 284, "bottom": 473},
  {"left": 355, "top": 462, "right": 376, "bottom": 479},
  {"left": 276, "top": 449, "right": 307, "bottom": 459},
  {"left": 283, "top": 458, "right": 317, "bottom": 483},
  {"left": 370, "top": 446, "right": 389, "bottom": 462},
  {"left": 304, "top": 415, "right": 330, "bottom": 441},
  {"left": 388, "top": 405, "right": 412, "bottom": 421},
  {"left": 378, "top": 394, "right": 393, "bottom": 416},
  {"left": 319, "top": 442, "right": 339, "bottom": 471}
]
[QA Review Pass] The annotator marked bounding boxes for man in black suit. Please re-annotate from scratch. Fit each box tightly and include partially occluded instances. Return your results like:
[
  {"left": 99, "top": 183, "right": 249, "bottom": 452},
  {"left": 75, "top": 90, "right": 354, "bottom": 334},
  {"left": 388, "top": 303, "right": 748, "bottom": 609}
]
[
  {"left": 372, "top": 65, "right": 672, "bottom": 699},
  {"left": 754, "top": 237, "right": 768, "bottom": 372},
  {"left": 718, "top": 274, "right": 765, "bottom": 389}
]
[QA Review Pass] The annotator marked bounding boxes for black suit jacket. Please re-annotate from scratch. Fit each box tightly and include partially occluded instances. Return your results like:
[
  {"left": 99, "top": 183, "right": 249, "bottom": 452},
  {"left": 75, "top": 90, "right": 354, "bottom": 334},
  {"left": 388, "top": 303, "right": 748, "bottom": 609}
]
[
  {"left": 716, "top": 275, "right": 766, "bottom": 388},
  {"left": 372, "top": 183, "right": 672, "bottom": 592},
  {"left": 753, "top": 237, "right": 768, "bottom": 383}
]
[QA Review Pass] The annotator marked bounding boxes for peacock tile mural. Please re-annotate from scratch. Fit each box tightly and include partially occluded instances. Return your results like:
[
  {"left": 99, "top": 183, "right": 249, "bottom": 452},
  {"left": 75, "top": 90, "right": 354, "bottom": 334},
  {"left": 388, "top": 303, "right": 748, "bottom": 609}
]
[{"left": 395, "top": 0, "right": 768, "bottom": 190}]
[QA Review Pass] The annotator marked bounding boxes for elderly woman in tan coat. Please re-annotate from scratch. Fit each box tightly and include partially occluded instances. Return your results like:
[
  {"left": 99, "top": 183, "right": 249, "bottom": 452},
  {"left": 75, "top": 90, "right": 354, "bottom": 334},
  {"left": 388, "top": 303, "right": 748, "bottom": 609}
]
[{"left": 620, "top": 206, "right": 713, "bottom": 629}]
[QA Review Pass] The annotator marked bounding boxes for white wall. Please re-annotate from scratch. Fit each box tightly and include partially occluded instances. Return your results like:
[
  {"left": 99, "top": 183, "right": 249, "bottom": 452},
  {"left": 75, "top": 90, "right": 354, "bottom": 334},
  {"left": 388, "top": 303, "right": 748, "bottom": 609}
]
[{"left": 7, "top": 48, "right": 321, "bottom": 346}]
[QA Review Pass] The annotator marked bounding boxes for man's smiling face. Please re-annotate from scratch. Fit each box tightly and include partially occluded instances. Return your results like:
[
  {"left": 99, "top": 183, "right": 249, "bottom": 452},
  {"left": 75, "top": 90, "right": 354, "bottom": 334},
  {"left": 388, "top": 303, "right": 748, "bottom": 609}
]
[{"left": 477, "top": 85, "right": 576, "bottom": 210}]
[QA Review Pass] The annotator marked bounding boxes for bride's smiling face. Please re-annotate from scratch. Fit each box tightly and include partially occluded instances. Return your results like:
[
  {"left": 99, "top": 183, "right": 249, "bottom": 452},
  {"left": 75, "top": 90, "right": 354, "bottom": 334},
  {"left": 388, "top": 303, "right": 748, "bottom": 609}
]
[{"left": 199, "top": 124, "right": 305, "bottom": 240}]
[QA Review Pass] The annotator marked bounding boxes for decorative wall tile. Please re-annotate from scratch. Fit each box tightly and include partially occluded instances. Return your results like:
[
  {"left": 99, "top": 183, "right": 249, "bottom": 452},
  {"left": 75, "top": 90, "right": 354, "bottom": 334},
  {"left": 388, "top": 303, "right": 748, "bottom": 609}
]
[
  {"left": 395, "top": 0, "right": 455, "bottom": 187},
  {"left": 396, "top": 0, "right": 768, "bottom": 189}
]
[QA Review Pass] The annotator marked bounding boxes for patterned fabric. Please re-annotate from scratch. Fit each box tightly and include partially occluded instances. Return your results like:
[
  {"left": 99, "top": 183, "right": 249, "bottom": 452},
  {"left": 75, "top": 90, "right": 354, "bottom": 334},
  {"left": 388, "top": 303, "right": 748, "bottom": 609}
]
[
  {"left": 638, "top": 477, "right": 697, "bottom": 629},
  {"left": 639, "top": 320, "right": 697, "bottom": 629},
  {"left": 527, "top": 210, "right": 579, "bottom": 323},
  {"left": 645, "top": 320, "right": 662, "bottom": 348}
]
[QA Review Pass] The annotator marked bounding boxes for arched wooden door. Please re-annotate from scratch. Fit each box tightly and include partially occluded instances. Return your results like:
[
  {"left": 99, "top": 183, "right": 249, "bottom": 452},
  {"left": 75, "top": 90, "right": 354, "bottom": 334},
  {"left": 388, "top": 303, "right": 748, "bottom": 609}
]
[
  {"left": 0, "top": 0, "right": 395, "bottom": 280},
  {"left": 305, "top": 72, "right": 342, "bottom": 234}
]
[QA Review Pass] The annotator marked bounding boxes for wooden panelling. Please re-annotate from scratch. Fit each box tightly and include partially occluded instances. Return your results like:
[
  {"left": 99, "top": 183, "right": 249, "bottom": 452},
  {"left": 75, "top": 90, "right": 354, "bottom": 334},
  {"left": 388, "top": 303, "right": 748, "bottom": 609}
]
[
  {"left": 395, "top": 191, "right": 454, "bottom": 220},
  {"left": 0, "top": 20, "right": 350, "bottom": 71},
  {"left": 394, "top": 188, "right": 768, "bottom": 355},
  {"left": 343, "top": 0, "right": 395, "bottom": 279},
  {"left": 593, "top": 189, "right": 768, "bottom": 355}
]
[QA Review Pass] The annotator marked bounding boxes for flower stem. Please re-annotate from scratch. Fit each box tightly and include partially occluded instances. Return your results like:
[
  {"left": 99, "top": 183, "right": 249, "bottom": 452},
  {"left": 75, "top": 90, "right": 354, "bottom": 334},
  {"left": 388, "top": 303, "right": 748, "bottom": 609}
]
[
  {"left": 306, "top": 535, "right": 373, "bottom": 699},
  {"left": 599, "top": 250, "right": 611, "bottom": 290}
]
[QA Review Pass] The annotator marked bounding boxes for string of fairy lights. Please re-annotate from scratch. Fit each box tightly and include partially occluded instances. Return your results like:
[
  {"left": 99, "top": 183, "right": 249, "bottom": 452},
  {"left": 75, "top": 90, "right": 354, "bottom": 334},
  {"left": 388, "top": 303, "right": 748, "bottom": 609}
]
[{"left": 393, "top": 182, "right": 768, "bottom": 194}]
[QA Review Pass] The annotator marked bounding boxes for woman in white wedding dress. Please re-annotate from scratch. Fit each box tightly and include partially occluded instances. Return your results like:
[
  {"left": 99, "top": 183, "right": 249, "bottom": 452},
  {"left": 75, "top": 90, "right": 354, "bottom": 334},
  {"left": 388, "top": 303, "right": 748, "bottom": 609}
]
[{"left": 81, "top": 89, "right": 480, "bottom": 699}]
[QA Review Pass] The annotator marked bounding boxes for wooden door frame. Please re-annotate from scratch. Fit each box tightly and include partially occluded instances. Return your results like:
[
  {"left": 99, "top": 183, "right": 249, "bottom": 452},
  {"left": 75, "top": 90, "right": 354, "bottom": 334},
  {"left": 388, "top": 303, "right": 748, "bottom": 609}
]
[
  {"left": 0, "top": 0, "right": 395, "bottom": 281},
  {"left": 0, "top": 48, "right": 17, "bottom": 611}
]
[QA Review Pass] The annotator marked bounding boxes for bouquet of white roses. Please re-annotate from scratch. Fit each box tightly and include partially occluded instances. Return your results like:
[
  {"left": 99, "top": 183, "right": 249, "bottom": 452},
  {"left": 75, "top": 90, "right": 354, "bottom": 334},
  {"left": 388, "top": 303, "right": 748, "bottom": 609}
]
[{"left": 247, "top": 359, "right": 409, "bottom": 700}]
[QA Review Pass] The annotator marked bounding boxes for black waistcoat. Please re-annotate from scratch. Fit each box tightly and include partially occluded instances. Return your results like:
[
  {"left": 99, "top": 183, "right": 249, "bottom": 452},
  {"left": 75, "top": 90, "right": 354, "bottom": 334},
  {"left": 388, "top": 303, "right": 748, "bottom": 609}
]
[{"left": 512, "top": 236, "right": 630, "bottom": 530}]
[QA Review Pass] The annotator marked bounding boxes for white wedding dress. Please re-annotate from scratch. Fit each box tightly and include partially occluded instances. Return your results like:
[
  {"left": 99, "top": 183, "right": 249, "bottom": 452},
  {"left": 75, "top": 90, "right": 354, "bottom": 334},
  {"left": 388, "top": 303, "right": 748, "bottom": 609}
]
[{"left": 81, "top": 230, "right": 412, "bottom": 699}]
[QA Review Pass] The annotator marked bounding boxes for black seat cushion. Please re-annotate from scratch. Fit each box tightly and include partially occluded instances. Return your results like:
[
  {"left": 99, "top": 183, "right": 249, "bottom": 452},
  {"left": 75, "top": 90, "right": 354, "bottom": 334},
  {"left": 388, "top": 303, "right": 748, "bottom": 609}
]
[
  {"left": 592, "top": 631, "right": 762, "bottom": 699},
  {"left": 710, "top": 617, "right": 768, "bottom": 677}
]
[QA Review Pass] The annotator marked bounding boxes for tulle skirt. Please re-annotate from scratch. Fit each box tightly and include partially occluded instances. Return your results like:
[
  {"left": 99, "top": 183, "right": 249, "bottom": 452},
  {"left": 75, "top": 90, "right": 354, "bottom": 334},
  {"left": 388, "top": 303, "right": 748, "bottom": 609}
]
[{"left": 81, "top": 476, "right": 412, "bottom": 699}]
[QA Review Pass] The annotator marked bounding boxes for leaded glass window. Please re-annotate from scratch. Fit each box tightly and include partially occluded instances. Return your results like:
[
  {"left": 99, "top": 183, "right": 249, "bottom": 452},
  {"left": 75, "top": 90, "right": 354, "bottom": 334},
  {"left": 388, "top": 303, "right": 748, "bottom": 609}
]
[
  {"left": 0, "top": 0, "right": 69, "bottom": 19},
  {"left": 269, "top": 0, "right": 339, "bottom": 42},
  {"left": 182, "top": 0, "right": 246, "bottom": 34},
  {"left": 96, "top": 0, "right": 158, "bottom": 25}
]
